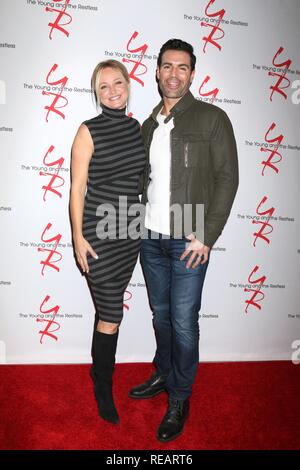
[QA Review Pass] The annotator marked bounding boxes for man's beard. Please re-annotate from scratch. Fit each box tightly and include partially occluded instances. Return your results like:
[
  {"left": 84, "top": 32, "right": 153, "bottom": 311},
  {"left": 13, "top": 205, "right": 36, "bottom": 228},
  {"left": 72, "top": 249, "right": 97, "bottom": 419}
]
[{"left": 159, "top": 82, "right": 190, "bottom": 100}]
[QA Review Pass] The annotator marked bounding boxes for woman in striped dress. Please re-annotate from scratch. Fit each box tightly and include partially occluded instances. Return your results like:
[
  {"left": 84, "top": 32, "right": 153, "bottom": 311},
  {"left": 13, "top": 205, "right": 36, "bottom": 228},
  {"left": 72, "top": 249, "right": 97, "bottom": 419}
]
[{"left": 70, "top": 60, "right": 146, "bottom": 424}]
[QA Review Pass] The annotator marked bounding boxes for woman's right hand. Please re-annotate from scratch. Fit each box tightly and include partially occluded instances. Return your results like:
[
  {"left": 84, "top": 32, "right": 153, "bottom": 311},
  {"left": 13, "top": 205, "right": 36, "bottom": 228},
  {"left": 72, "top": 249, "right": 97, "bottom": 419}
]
[{"left": 73, "top": 234, "right": 98, "bottom": 274}]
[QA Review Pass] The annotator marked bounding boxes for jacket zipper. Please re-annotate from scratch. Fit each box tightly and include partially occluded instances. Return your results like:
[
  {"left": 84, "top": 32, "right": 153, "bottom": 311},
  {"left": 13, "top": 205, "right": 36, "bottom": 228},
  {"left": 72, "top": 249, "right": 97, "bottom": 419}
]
[{"left": 184, "top": 142, "right": 188, "bottom": 167}]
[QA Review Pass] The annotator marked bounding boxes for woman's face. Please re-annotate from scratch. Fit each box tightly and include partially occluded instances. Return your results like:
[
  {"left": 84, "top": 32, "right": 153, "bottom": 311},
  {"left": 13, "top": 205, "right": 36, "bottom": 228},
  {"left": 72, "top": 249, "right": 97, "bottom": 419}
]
[{"left": 98, "top": 67, "right": 129, "bottom": 109}]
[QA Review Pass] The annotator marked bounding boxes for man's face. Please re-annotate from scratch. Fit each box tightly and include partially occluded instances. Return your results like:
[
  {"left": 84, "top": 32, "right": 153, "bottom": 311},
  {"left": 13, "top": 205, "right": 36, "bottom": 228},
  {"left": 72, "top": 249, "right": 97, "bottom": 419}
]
[{"left": 156, "top": 50, "right": 195, "bottom": 101}]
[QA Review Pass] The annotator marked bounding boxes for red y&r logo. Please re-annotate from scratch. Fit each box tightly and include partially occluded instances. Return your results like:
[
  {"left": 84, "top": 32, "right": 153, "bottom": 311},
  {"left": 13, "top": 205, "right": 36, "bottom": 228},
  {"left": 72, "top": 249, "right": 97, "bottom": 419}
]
[
  {"left": 244, "top": 266, "right": 267, "bottom": 313},
  {"left": 198, "top": 75, "right": 219, "bottom": 101},
  {"left": 252, "top": 196, "right": 275, "bottom": 247},
  {"left": 123, "top": 290, "right": 133, "bottom": 311},
  {"left": 40, "top": 145, "right": 65, "bottom": 201},
  {"left": 38, "top": 223, "right": 62, "bottom": 275},
  {"left": 42, "top": 64, "right": 69, "bottom": 122},
  {"left": 269, "top": 47, "right": 292, "bottom": 101},
  {"left": 201, "top": 0, "right": 226, "bottom": 53},
  {"left": 123, "top": 32, "right": 148, "bottom": 87},
  {"left": 37, "top": 295, "right": 61, "bottom": 343},
  {"left": 46, "top": 0, "right": 72, "bottom": 40},
  {"left": 260, "top": 122, "right": 284, "bottom": 175}
]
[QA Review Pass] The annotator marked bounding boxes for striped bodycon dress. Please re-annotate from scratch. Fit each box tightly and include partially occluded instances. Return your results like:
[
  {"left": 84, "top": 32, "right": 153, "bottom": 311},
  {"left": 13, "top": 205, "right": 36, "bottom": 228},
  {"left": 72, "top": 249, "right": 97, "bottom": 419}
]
[{"left": 82, "top": 104, "right": 146, "bottom": 324}]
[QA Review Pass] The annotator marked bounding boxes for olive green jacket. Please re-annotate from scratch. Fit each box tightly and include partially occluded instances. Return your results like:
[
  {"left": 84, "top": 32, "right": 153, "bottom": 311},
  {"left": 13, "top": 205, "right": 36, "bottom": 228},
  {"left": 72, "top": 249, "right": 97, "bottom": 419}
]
[{"left": 140, "top": 91, "right": 239, "bottom": 248}]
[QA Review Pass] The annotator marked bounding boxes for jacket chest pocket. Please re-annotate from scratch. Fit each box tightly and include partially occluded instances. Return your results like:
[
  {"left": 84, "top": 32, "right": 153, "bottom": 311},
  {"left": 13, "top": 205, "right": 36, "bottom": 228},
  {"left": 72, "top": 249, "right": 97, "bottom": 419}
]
[{"left": 181, "top": 134, "right": 210, "bottom": 168}]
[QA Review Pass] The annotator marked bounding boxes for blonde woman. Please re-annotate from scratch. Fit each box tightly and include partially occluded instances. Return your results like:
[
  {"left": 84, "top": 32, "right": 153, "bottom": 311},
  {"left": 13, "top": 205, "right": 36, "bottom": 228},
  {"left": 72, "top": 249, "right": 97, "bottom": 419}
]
[{"left": 70, "top": 60, "right": 146, "bottom": 424}]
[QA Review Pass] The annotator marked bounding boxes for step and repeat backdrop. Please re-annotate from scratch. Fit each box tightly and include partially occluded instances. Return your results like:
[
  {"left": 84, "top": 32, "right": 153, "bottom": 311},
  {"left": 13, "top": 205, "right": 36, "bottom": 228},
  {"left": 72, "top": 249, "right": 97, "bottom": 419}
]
[{"left": 0, "top": 0, "right": 299, "bottom": 364}]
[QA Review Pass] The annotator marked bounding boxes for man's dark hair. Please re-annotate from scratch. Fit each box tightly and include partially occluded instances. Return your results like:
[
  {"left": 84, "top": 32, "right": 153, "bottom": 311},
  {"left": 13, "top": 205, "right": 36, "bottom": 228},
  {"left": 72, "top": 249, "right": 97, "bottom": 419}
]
[{"left": 157, "top": 39, "right": 196, "bottom": 72}]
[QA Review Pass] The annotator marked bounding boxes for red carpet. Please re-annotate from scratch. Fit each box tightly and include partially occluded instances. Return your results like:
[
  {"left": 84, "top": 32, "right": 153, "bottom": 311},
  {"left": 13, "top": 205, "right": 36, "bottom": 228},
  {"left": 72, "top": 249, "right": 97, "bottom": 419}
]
[{"left": 0, "top": 362, "right": 299, "bottom": 450}]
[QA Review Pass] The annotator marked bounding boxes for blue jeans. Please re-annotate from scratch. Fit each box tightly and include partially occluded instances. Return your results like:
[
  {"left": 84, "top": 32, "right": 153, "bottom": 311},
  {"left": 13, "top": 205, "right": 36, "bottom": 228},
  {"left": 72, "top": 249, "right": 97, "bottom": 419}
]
[{"left": 141, "top": 232, "right": 209, "bottom": 401}]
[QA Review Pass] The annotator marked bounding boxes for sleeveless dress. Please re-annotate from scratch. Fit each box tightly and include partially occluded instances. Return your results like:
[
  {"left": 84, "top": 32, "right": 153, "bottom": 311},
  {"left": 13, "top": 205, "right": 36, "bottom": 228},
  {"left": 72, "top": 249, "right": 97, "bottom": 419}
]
[{"left": 82, "top": 104, "right": 146, "bottom": 323}]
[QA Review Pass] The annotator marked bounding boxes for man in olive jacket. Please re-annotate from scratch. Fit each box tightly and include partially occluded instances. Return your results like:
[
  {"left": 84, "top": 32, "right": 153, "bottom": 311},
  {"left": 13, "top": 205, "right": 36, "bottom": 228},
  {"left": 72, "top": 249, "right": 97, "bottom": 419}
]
[{"left": 129, "top": 39, "right": 239, "bottom": 443}]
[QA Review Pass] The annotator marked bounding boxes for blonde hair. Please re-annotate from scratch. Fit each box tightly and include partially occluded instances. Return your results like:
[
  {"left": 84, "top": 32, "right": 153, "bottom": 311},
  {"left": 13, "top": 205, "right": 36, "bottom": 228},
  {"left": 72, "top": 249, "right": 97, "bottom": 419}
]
[{"left": 91, "top": 59, "right": 130, "bottom": 105}]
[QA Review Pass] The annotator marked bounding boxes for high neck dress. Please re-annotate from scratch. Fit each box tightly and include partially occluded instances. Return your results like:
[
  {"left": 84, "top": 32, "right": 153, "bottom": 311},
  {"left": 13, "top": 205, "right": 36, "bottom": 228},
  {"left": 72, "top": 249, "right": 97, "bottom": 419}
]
[{"left": 82, "top": 105, "right": 146, "bottom": 323}]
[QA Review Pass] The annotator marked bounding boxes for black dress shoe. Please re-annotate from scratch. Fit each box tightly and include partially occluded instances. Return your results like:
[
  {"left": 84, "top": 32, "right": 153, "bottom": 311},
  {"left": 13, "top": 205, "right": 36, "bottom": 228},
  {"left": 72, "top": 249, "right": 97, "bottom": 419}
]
[
  {"left": 157, "top": 398, "right": 189, "bottom": 442},
  {"left": 128, "top": 372, "right": 166, "bottom": 399}
]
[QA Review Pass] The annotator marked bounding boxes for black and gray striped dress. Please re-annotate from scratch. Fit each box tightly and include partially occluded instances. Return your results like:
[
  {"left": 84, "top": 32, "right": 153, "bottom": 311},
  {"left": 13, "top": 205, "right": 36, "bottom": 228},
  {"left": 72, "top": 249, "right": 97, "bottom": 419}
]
[{"left": 82, "top": 104, "right": 146, "bottom": 324}]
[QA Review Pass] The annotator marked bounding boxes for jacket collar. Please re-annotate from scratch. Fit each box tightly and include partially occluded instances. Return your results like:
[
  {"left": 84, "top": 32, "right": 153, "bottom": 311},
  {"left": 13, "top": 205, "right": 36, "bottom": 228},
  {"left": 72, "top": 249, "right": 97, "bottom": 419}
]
[{"left": 150, "top": 90, "right": 196, "bottom": 123}]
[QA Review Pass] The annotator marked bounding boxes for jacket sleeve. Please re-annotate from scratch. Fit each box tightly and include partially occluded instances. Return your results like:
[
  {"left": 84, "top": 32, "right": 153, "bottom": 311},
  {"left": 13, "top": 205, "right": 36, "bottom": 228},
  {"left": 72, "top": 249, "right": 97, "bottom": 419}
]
[
  {"left": 139, "top": 118, "right": 153, "bottom": 196},
  {"left": 138, "top": 171, "right": 145, "bottom": 195},
  {"left": 204, "top": 110, "right": 239, "bottom": 248}
]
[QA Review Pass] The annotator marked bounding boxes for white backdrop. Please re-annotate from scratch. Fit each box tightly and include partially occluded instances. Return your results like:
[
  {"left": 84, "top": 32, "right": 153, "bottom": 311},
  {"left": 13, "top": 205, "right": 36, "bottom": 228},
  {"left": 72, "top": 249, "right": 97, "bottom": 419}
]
[{"left": 0, "top": 0, "right": 300, "bottom": 364}]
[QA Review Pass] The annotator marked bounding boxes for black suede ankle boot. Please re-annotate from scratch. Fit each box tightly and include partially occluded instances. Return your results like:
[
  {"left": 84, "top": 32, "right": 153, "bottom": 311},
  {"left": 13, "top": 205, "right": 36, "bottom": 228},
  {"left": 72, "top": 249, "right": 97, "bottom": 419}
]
[{"left": 93, "top": 330, "right": 119, "bottom": 424}]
